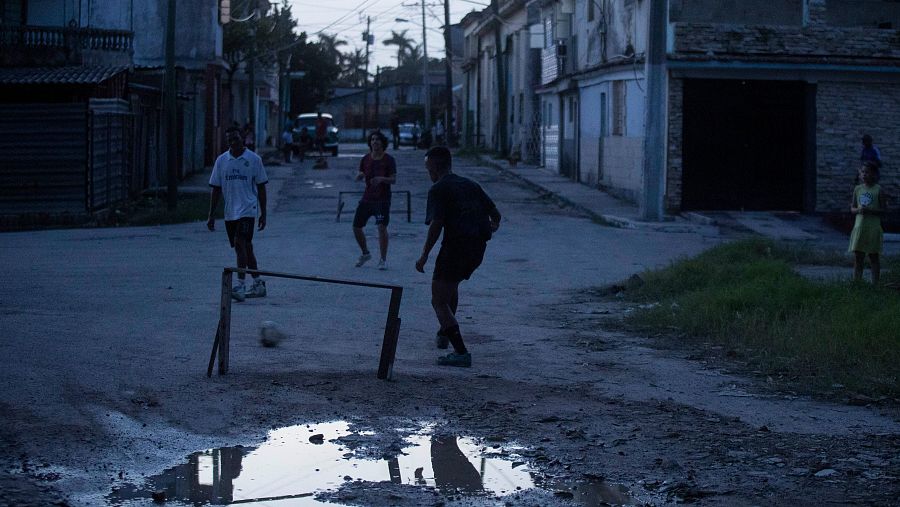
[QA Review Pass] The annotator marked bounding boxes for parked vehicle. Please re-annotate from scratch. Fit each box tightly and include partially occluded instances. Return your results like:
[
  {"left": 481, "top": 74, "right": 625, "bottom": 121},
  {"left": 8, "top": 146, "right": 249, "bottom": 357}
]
[
  {"left": 294, "top": 113, "right": 340, "bottom": 156},
  {"left": 398, "top": 123, "right": 417, "bottom": 147}
]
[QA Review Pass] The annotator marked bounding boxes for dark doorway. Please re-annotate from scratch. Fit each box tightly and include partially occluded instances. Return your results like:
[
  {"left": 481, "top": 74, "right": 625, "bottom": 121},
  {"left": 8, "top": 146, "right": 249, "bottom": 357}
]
[{"left": 681, "top": 79, "right": 807, "bottom": 211}]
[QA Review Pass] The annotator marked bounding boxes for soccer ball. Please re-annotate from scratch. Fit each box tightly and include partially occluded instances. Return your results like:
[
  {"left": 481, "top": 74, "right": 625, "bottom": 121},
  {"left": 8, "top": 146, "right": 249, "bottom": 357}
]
[{"left": 259, "top": 320, "right": 286, "bottom": 348}]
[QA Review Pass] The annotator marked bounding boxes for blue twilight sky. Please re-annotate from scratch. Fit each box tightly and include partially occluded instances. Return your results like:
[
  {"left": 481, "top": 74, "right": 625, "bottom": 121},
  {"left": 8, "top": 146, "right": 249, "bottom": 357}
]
[{"left": 287, "top": 0, "right": 486, "bottom": 70}]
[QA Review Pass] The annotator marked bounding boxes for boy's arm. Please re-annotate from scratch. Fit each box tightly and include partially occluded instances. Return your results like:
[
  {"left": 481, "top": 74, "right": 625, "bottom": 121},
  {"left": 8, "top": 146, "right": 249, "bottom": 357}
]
[
  {"left": 257, "top": 183, "right": 267, "bottom": 230},
  {"left": 488, "top": 206, "right": 502, "bottom": 232},
  {"left": 208, "top": 186, "right": 222, "bottom": 230},
  {"left": 416, "top": 219, "right": 444, "bottom": 273}
]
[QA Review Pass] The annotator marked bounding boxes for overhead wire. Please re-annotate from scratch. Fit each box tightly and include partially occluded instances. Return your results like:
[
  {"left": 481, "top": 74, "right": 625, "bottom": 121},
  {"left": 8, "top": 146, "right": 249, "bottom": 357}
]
[{"left": 311, "top": 0, "right": 381, "bottom": 35}]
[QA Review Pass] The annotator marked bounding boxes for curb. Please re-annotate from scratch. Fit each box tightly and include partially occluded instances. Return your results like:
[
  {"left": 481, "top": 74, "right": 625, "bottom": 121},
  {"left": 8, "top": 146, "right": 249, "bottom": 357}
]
[
  {"left": 475, "top": 155, "right": 619, "bottom": 227},
  {"left": 474, "top": 154, "right": 706, "bottom": 233}
]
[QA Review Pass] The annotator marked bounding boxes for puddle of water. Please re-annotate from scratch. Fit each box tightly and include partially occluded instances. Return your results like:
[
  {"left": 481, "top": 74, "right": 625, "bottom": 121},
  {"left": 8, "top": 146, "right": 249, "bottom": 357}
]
[
  {"left": 302, "top": 180, "right": 333, "bottom": 189},
  {"left": 107, "top": 421, "right": 631, "bottom": 506}
]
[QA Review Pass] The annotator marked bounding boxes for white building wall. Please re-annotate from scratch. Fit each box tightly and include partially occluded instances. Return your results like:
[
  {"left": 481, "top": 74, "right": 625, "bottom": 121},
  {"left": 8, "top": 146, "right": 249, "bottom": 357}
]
[
  {"left": 27, "top": 0, "right": 131, "bottom": 29},
  {"left": 542, "top": 95, "right": 559, "bottom": 171},
  {"left": 480, "top": 43, "right": 497, "bottom": 150},
  {"left": 578, "top": 83, "right": 605, "bottom": 186},
  {"left": 132, "top": 0, "right": 221, "bottom": 69},
  {"left": 625, "top": 78, "right": 645, "bottom": 136},
  {"left": 601, "top": 72, "right": 645, "bottom": 196},
  {"left": 27, "top": 0, "right": 76, "bottom": 26}
]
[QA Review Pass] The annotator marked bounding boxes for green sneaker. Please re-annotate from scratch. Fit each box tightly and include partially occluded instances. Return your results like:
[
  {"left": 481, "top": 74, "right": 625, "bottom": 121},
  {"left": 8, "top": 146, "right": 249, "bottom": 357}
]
[{"left": 437, "top": 352, "right": 471, "bottom": 367}]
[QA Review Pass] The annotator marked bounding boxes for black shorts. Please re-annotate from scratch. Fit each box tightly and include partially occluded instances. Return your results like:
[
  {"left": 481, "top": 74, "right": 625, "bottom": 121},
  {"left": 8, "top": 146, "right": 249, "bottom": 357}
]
[
  {"left": 353, "top": 201, "right": 391, "bottom": 228},
  {"left": 225, "top": 217, "right": 255, "bottom": 248},
  {"left": 433, "top": 240, "right": 487, "bottom": 282}
]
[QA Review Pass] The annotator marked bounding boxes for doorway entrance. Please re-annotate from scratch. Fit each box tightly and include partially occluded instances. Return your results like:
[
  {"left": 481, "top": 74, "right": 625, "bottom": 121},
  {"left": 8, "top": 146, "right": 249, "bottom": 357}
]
[{"left": 681, "top": 79, "right": 808, "bottom": 211}]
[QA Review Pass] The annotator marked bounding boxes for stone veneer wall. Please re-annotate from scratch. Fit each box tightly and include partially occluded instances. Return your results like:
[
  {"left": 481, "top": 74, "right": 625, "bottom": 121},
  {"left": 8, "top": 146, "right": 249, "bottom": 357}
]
[
  {"left": 664, "top": 0, "right": 900, "bottom": 213},
  {"left": 673, "top": 22, "right": 900, "bottom": 60},
  {"left": 816, "top": 81, "right": 900, "bottom": 212},
  {"left": 665, "top": 77, "right": 684, "bottom": 212}
]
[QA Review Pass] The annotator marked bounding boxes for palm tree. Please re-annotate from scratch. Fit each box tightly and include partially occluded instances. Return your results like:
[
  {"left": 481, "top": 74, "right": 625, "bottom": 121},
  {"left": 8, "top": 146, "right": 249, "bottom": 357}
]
[
  {"left": 382, "top": 29, "right": 416, "bottom": 68},
  {"left": 341, "top": 48, "right": 368, "bottom": 87},
  {"left": 401, "top": 43, "right": 422, "bottom": 67},
  {"left": 318, "top": 33, "right": 348, "bottom": 66}
]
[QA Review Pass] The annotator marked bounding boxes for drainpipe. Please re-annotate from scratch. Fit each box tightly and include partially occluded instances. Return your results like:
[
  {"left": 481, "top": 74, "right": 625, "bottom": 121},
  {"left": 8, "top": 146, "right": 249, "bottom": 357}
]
[
  {"left": 165, "top": 0, "right": 177, "bottom": 211},
  {"left": 492, "top": 0, "right": 507, "bottom": 156}
]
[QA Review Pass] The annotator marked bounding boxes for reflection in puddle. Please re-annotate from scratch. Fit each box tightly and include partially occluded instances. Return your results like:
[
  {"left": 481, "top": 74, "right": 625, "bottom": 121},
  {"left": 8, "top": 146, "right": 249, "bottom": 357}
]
[
  {"left": 303, "top": 180, "right": 333, "bottom": 189},
  {"left": 107, "top": 421, "right": 630, "bottom": 506}
]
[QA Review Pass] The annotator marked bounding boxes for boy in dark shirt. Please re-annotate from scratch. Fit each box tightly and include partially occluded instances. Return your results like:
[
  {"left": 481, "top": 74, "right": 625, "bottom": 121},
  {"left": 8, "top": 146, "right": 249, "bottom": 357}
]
[{"left": 415, "top": 146, "right": 501, "bottom": 367}]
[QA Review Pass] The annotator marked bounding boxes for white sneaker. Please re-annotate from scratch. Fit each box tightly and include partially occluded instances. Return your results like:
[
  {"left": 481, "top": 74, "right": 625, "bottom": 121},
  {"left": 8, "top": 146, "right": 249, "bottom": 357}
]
[
  {"left": 377, "top": 259, "right": 387, "bottom": 270},
  {"left": 355, "top": 253, "right": 372, "bottom": 267},
  {"left": 231, "top": 282, "right": 246, "bottom": 302},
  {"left": 247, "top": 279, "right": 266, "bottom": 298}
]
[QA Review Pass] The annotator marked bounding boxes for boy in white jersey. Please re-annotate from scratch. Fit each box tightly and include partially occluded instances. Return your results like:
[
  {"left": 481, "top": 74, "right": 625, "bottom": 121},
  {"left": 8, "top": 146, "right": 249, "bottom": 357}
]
[{"left": 207, "top": 126, "right": 269, "bottom": 301}]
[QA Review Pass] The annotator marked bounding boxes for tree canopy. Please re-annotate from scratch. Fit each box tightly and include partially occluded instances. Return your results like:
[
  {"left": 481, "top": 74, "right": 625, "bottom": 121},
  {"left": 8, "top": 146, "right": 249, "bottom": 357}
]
[{"left": 222, "top": 3, "right": 446, "bottom": 113}]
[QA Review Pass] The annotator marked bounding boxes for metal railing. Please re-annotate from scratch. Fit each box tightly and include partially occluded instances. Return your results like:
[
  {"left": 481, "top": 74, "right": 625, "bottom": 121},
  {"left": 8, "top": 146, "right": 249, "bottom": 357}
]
[{"left": 0, "top": 25, "right": 133, "bottom": 51}]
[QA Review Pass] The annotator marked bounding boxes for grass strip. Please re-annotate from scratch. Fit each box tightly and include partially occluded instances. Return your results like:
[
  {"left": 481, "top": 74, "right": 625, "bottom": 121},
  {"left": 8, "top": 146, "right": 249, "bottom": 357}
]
[
  {"left": 114, "top": 193, "right": 222, "bottom": 227},
  {"left": 624, "top": 239, "right": 900, "bottom": 398}
]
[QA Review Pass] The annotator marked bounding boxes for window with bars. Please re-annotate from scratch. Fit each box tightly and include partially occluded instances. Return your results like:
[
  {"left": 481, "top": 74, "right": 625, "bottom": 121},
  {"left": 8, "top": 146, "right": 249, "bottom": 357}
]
[
  {"left": 612, "top": 80, "right": 626, "bottom": 136},
  {"left": 544, "top": 15, "right": 554, "bottom": 48}
]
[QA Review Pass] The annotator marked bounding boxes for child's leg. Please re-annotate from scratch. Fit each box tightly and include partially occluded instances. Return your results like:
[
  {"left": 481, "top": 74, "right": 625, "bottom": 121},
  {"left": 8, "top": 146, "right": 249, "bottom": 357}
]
[
  {"left": 853, "top": 251, "right": 866, "bottom": 282},
  {"left": 869, "top": 253, "right": 880, "bottom": 285}
]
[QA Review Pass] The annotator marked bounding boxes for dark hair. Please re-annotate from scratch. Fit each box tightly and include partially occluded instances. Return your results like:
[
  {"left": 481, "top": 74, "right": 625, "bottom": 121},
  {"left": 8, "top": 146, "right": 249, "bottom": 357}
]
[
  {"left": 425, "top": 146, "right": 452, "bottom": 172},
  {"left": 862, "top": 134, "right": 873, "bottom": 144},
  {"left": 225, "top": 125, "right": 242, "bottom": 136},
  {"left": 862, "top": 161, "right": 880, "bottom": 177},
  {"left": 368, "top": 130, "right": 388, "bottom": 150}
]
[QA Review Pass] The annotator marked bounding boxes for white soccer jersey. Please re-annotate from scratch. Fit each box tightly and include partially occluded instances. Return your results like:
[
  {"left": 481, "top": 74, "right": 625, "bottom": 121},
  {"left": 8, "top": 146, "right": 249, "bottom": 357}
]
[{"left": 209, "top": 149, "right": 269, "bottom": 221}]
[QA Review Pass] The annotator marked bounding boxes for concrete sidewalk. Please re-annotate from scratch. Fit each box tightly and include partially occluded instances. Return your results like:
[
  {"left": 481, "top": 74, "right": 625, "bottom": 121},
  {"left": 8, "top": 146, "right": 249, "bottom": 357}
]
[
  {"left": 476, "top": 155, "right": 706, "bottom": 233},
  {"left": 473, "top": 155, "right": 871, "bottom": 249}
]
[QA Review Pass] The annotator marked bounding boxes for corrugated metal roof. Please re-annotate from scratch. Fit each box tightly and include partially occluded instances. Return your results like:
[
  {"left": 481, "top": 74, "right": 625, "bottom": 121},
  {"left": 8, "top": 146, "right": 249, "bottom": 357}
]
[{"left": 0, "top": 65, "right": 128, "bottom": 85}]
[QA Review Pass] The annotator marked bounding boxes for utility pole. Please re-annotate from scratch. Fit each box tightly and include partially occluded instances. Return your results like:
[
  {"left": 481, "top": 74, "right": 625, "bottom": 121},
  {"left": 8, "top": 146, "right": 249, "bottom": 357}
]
[
  {"left": 640, "top": 0, "right": 667, "bottom": 221},
  {"left": 362, "top": 15, "right": 371, "bottom": 138},
  {"left": 491, "top": 0, "right": 506, "bottom": 156},
  {"left": 443, "top": 0, "right": 454, "bottom": 145},
  {"left": 421, "top": 0, "right": 431, "bottom": 132},
  {"left": 248, "top": 4, "right": 258, "bottom": 146},
  {"left": 164, "top": 0, "right": 177, "bottom": 211},
  {"left": 374, "top": 65, "right": 381, "bottom": 125}
]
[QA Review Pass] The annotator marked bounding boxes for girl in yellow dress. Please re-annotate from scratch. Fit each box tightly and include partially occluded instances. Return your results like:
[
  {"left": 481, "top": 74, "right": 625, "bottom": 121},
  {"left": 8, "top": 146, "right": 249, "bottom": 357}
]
[{"left": 849, "top": 162, "right": 887, "bottom": 284}]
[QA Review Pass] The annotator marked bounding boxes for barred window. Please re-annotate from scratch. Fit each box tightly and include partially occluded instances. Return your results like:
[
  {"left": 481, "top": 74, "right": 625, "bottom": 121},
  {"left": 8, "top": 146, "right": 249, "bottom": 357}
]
[{"left": 612, "top": 80, "right": 626, "bottom": 136}]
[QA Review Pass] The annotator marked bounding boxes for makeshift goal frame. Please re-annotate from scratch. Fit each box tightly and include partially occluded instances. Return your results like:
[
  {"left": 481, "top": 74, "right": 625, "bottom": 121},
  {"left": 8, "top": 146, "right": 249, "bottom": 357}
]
[{"left": 207, "top": 267, "right": 403, "bottom": 380}]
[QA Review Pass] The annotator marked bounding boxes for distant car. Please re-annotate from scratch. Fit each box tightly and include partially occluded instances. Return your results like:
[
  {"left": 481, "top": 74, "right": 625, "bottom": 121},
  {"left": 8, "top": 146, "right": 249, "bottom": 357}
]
[
  {"left": 398, "top": 123, "right": 418, "bottom": 147},
  {"left": 295, "top": 113, "right": 340, "bottom": 156}
]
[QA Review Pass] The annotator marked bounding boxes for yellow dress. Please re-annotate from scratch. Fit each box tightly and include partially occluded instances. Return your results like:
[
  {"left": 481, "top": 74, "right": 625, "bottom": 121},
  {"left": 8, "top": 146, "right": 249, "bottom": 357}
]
[{"left": 848, "top": 184, "right": 883, "bottom": 254}]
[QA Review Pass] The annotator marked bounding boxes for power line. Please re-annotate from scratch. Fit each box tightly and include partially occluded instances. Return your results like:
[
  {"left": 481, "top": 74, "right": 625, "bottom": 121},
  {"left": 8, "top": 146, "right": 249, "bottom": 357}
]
[{"left": 311, "top": 0, "right": 380, "bottom": 35}]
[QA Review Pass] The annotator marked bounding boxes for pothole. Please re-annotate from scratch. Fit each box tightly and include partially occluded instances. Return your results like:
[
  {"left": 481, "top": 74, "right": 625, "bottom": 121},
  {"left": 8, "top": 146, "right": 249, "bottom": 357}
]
[{"left": 107, "top": 421, "right": 633, "bottom": 506}]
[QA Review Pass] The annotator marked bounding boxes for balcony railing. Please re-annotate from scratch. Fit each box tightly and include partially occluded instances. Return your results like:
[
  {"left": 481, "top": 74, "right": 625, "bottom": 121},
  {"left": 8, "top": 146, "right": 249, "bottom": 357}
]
[{"left": 0, "top": 25, "right": 133, "bottom": 52}]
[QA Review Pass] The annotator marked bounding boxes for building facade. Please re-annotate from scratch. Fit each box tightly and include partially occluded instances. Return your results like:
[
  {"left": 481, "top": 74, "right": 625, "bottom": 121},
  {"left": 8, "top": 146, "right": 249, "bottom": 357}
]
[
  {"left": 0, "top": 0, "right": 230, "bottom": 223},
  {"left": 463, "top": 0, "right": 900, "bottom": 215}
]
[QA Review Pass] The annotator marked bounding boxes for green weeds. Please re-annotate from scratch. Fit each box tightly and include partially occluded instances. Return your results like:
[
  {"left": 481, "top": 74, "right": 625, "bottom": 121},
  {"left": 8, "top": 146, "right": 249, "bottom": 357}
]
[
  {"left": 623, "top": 239, "right": 900, "bottom": 398},
  {"left": 113, "top": 193, "right": 221, "bottom": 226}
]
